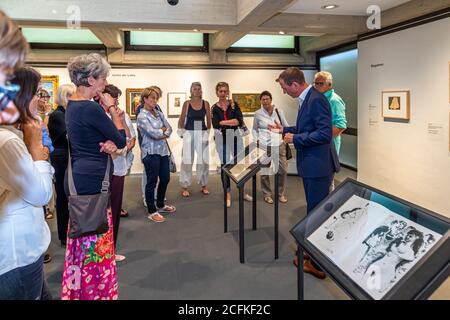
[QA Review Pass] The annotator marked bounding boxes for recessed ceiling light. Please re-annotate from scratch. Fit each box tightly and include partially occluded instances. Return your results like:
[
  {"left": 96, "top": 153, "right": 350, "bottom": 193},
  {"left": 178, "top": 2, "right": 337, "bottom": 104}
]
[
  {"left": 279, "top": 31, "right": 286, "bottom": 35},
  {"left": 193, "top": 29, "right": 199, "bottom": 32},
  {"left": 321, "top": 4, "right": 338, "bottom": 10}
]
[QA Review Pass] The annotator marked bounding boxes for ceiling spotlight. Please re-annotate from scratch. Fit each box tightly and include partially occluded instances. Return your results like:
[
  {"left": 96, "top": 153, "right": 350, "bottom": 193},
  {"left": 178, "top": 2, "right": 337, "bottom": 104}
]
[
  {"left": 321, "top": 4, "right": 338, "bottom": 10},
  {"left": 193, "top": 29, "right": 199, "bottom": 32},
  {"left": 279, "top": 31, "right": 286, "bottom": 35}
]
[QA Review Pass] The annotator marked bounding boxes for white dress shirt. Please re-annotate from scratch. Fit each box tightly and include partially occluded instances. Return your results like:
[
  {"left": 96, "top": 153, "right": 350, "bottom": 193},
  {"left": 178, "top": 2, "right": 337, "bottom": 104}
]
[
  {"left": 298, "top": 85, "right": 313, "bottom": 109},
  {"left": 0, "top": 126, "right": 53, "bottom": 276}
]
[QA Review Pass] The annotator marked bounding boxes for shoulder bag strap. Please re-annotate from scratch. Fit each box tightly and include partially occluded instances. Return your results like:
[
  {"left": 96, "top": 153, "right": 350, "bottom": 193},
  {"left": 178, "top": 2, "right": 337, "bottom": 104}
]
[
  {"left": 67, "top": 139, "right": 77, "bottom": 197},
  {"left": 67, "top": 139, "right": 111, "bottom": 196}
]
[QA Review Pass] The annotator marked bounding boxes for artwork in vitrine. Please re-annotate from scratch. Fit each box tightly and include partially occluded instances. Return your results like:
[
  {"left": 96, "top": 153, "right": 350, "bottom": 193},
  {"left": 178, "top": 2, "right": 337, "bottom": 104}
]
[{"left": 308, "top": 195, "right": 441, "bottom": 300}]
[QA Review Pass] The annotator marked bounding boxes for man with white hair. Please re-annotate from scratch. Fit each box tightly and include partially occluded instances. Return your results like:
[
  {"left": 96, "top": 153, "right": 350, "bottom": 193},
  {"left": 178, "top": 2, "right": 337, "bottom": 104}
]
[{"left": 313, "top": 71, "right": 347, "bottom": 190}]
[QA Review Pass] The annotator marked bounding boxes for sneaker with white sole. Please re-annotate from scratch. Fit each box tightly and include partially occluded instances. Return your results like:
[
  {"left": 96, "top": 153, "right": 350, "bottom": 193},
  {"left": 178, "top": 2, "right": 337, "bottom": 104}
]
[{"left": 244, "top": 194, "right": 253, "bottom": 202}]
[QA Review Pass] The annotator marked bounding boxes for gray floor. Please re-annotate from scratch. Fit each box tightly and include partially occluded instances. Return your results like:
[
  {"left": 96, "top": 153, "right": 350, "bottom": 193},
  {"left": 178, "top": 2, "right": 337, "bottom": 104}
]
[{"left": 44, "top": 169, "right": 449, "bottom": 300}]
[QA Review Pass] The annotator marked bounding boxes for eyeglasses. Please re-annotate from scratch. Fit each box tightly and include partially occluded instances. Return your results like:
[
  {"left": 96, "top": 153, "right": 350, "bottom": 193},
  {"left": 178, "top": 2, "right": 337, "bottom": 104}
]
[
  {"left": 39, "top": 95, "right": 51, "bottom": 99},
  {"left": 313, "top": 81, "right": 326, "bottom": 86}
]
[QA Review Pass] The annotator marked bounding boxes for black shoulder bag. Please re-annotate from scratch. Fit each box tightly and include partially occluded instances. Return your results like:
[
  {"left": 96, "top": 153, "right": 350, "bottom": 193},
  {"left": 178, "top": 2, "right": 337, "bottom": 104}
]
[
  {"left": 275, "top": 108, "right": 293, "bottom": 160},
  {"left": 67, "top": 144, "right": 110, "bottom": 239}
]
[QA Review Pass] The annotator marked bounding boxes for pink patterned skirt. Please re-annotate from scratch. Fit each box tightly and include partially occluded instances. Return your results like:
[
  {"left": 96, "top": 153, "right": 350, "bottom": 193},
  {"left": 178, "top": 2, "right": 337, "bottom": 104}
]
[{"left": 61, "top": 208, "right": 118, "bottom": 300}]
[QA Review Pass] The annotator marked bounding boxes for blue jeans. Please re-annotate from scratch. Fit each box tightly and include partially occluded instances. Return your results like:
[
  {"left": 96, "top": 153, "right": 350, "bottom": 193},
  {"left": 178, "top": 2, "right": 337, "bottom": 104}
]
[
  {"left": 143, "top": 154, "right": 170, "bottom": 213},
  {"left": 0, "top": 255, "right": 52, "bottom": 300}
]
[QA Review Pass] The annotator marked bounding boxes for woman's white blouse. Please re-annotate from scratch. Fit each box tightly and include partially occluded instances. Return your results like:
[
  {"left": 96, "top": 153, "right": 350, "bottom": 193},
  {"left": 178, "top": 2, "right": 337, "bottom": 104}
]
[{"left": 0, "top": 126, "right": 53, "bottom": 276}]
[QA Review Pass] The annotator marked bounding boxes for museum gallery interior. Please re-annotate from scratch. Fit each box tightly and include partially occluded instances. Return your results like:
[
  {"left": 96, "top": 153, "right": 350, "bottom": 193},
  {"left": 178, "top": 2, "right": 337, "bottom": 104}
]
[{"left": 0, "top": 0, "right": 449, "bottom": 301}]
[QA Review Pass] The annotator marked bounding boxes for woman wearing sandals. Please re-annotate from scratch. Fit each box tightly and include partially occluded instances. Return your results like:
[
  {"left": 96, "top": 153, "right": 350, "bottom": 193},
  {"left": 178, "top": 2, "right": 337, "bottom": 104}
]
[
  {"left": 178, "top": 82, "right": 211, "bottom": 197},
  {"left": 137, "top": 87, "right": 176, "bottom": 223},
  {"left": 211, "top": 82, "right": 252, "bottom": 207},
  {"left": 252, "top": 91, "right": 289, "bottom": 204}
]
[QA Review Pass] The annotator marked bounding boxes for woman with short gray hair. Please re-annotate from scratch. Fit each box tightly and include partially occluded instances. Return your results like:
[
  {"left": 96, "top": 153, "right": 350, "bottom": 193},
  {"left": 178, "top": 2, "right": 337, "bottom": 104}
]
[
  {"left": 67, "top": 53, "right": 111, "bottom": 87},
  {"left": 61, "top": 53, "right": 127, "bottom": 300}
]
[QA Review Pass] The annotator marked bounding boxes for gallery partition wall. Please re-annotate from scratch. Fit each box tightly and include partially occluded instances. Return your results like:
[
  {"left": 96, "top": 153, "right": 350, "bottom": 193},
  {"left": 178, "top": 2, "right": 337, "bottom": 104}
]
[{"left": 318, "top": 44, "right": 358, "bottom": 171}]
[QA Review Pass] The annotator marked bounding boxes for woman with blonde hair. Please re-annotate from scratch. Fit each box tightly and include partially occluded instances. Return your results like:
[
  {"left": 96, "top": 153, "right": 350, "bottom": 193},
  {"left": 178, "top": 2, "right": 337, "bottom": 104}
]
[
  {"left": 178, "top": 82, "right": 211, "bottom": 197},
  {"left": 211, "top": 81, "right": 252, "bottom": 207},
  {"left": 137, "top": 86, "right": 176, "bottom": 223},
  {"left": 48, "top": 84, "right": 76, "bottom": 246}
]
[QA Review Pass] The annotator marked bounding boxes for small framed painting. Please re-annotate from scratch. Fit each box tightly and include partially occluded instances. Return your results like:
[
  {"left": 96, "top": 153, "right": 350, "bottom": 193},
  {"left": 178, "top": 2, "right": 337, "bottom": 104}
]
[
  {"left": 381, "top": 90, "right": 410, "bottom": 120},
  {"left": 126, "top": 88, "right": 144, "bottom": 120},
  {"left": 232, "top": 93, "right": 260, "bottom": 116},
  {"left": 40, "top": 75, "right": 59, "bottom": 109},
  {"left": 167, "top": 92, "right": 186, "bottom": 118}
]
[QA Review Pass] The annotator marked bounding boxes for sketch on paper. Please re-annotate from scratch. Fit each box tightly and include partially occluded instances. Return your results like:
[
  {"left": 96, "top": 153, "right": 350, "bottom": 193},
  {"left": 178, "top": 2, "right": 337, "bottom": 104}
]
[{"left": 308, "top": 195, "right": 441, "bottom": 299}]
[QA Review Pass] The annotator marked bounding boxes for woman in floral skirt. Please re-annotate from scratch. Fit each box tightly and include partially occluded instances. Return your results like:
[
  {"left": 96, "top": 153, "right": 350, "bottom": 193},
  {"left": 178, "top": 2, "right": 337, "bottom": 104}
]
[{"left": 61, "top": 53, "right": 127, "bottom": 300}]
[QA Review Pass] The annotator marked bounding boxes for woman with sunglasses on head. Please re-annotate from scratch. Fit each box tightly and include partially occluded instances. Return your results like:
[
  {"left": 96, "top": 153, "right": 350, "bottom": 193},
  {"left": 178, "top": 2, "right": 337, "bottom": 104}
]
[
  {"left": 0, "top": 63, "right": 54, "bottom": 300},
  {"left": 0, "top": 11, "right": 24, "bottom": 125}
]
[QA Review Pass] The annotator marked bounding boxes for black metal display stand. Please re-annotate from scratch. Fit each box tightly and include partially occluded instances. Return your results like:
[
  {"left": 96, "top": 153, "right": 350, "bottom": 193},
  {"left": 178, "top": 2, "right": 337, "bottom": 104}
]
[
  {"left": 222, "top": 143, "right": 279, "bottom": 263},
  {"left": 291, "top": 178, "right": 450, "bottom": 300}
]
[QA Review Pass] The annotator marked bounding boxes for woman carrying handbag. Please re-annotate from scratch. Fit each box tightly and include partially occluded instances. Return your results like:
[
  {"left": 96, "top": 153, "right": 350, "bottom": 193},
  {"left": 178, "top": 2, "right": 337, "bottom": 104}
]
[
  {"left": 61, "top": 53, "right": 127, "bottom": 300},
  {"left": 252, "top": 91, "right": 290, "bottom": 204}
]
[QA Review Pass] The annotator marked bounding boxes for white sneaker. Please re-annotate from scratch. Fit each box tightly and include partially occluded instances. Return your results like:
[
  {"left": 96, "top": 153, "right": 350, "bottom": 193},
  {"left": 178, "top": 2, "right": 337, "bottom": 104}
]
[{"left": 244, "top": 194, "right": 253, "bottom": 202}]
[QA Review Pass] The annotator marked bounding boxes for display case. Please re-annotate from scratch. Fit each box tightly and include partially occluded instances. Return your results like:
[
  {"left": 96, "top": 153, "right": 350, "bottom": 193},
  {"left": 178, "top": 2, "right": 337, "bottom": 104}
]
[{"left": 291, "top": 178, "right": 450, "bottom": 300}]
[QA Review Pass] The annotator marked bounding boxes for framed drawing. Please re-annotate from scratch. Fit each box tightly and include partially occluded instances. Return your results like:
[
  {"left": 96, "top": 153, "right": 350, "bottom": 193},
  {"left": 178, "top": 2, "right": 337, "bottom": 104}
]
[
  {"left": 291, "top": 178, "right": 450, "bottom": 300},
  {"left": 232, "top": 93, "right": 260, "bottom": 116},
  {"left": 381, "top": 90, "right": 410, "bottom": 120},
  {"left": 167, "top": 92, "right": 186, "bottom": 118},
  {"left": 40, "top": 75, "right": 59, "bottom": 109},
  {"left": 126, "top": 88, "right": 144, "bottom": 120}
]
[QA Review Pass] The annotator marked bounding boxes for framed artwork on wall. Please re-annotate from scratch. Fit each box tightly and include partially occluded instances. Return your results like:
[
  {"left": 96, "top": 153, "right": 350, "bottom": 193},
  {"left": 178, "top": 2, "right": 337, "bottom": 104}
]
[
  {"left": 167, "top": 92, "right": 186, "bottom": 118},
  {"left": 126, "top": 88, "right": 144, "bottom": 120},
  {"left": 231, "top": 93, "right": 261, "bottom": 116},
  {"left": 40, "top": 75, "right": 59, "bottom": 109},
  {"left": 381, "top": 90, "right": 410, "bottom": 120}
]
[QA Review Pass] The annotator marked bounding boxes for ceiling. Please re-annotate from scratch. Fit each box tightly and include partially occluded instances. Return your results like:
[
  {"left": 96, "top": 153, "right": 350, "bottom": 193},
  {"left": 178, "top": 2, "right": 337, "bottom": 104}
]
[
  {"left": 3, "top": 0, "right": 448, "bottom": 65},
  {"left": 284, "top": 0, "right": 412, "bottom": 15}
]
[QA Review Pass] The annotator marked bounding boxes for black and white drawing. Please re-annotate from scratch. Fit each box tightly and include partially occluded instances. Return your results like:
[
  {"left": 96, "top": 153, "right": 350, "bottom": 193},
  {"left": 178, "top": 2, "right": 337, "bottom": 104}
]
[{"left": 308, "top": 195, "right": 441, "bottom": 299}]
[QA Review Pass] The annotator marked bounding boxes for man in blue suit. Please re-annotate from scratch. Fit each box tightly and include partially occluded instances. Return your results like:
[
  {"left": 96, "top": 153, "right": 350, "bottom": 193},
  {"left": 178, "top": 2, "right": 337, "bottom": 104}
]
[{"left": 270, "top": 67, "right": 340, "bottom": 279}]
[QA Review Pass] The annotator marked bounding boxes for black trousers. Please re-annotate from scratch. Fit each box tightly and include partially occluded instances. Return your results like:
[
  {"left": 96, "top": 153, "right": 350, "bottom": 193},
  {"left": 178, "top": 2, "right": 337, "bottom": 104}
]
[
  {"left": 110, "top": 175, "right": 125, "bottom": 249},
  {"left": 50, "top": 151, "right": 69, "bottom": 243}
]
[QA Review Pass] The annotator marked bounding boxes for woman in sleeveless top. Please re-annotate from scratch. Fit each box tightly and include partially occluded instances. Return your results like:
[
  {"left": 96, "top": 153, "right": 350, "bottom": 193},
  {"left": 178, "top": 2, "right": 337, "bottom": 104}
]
[{"left": 178, "top": 82, "right": 211, "bottom": 197}]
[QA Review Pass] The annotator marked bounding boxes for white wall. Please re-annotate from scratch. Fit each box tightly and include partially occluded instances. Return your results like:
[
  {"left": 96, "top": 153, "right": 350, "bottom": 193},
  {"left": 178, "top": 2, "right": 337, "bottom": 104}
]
[
  {"left": 36, "top": 66, "right": 315, "bottom": 174},
  {"left": 357, "top": 18, "right": 450, "bottom": 217}
]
